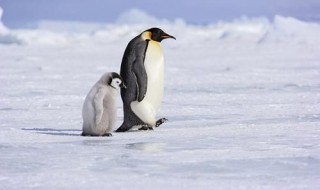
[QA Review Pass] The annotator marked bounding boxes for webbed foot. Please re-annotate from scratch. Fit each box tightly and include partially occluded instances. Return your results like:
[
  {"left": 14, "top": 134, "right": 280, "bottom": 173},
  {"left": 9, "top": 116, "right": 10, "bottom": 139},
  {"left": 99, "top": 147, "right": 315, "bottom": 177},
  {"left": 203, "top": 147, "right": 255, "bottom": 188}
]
[
  {"left": 156, "top": 118, "right": 168, "bottom": 127},
  {"left": 81, "top": 132, "right": 88, "bottom": 136},
  {"left": 102, "top": 133, "right": 112, "bottom": 137},
  {"left": 138, "top": 125, "right": 153, "bottom": 131}
]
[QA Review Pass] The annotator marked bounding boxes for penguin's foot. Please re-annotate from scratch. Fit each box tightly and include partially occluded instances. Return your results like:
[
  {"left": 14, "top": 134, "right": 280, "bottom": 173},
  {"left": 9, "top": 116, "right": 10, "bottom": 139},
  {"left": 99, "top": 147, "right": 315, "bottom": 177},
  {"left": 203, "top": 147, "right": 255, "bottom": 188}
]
[
  {"left": 138, "top": 125, "right": 153, "bottom": 131},
  {"left": 156, "top": 118, "right": 168, "bottom": 127},
  {"left": 81, "top": 132, "right": 87, "bottom": 136},
  {"left": 115, "top": 123, "right": 132, "bottom": 132},
  {"left": 102, "top": 133, "right": 112, "bottom": 137}
]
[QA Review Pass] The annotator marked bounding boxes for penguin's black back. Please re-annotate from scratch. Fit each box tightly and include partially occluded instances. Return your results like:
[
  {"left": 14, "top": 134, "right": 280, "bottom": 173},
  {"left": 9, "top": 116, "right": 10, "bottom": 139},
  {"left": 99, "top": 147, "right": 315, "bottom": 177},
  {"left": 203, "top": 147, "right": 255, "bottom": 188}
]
[
  {"left": 120, "top": 35, "right": 147, "bottom": 102},
  {"left": 117, "top": 33, "right": 149, "bottom": 132}
]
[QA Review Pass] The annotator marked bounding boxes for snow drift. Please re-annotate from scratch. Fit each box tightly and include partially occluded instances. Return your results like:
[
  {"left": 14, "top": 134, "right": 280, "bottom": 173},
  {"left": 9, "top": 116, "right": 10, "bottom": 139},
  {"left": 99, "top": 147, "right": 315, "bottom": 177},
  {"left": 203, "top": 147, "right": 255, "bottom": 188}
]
[
  {"left": 0, "top": 8, "right": 319, "bottom": 46},
  {"left": 0, "top": 6, "right": 8, "bottom": 33},
  {"left": 0, "top": 6, "right": 22, "bottom": 44},
  {"left": 116, "top": 8, "right": 185, "bottom": 26}
]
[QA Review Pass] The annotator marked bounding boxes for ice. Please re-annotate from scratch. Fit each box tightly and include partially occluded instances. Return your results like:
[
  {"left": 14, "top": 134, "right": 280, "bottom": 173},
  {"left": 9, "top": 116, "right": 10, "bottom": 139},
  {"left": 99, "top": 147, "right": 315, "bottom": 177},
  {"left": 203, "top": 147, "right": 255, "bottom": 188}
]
[
  {"left": 0, "top": 6, "right": 8, "bottom": 33},
  {"left": 0, "top": 7, "right": 22, "bottom": 45},
  {"left": 116, "top": 8, "right": 186, "bottom": 26},
  {"left": 0, "top": 7, "right": 320, "bottom": 190},
  {"left": 260, "top": 15, "right": 320, "bottom": 44},
  {"left": 116, "top": 8, "right": 161, "bottom": 25}
]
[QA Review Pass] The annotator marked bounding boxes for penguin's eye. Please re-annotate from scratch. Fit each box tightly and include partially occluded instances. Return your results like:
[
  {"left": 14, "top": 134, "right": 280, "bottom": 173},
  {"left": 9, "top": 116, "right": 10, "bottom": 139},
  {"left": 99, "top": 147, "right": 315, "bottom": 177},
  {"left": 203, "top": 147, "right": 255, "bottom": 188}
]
[{"left": 116, "top": 81, "right": 120, "bottom": 84}]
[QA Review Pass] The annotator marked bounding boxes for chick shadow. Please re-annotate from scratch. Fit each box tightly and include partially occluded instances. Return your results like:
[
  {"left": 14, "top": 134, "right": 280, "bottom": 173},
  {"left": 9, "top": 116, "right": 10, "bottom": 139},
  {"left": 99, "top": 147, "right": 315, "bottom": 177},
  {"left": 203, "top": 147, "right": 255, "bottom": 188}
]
[{"left": 22, "top": 128, "right": 81, "bottom": 136}]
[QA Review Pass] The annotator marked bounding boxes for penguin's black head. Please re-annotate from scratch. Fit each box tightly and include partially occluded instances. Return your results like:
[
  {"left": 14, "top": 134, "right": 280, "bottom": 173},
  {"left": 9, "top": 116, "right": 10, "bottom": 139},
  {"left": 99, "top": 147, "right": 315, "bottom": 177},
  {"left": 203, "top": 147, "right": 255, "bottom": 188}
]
[
  {"left": 144, "top": 28, "right": 176, "bottom": 42},
  {"left": 109, "top": 72, "right": 126, "bottom": 89}
]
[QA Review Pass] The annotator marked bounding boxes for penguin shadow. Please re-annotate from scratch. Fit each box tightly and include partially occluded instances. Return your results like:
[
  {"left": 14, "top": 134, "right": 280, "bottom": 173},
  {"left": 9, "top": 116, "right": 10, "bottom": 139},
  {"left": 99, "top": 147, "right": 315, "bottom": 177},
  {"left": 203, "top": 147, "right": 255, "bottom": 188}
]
[
  {"left": 125, "top": 142, "right": 167, "bottom": 153},
  {"left": 22, "top": 128, "right": 81, "bottom": 136}
]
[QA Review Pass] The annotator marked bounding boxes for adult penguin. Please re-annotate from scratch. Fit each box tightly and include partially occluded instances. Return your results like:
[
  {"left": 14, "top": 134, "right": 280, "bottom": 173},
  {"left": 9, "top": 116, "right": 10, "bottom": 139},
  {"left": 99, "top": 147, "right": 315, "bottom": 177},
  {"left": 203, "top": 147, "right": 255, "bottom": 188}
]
[{"left": 116, "top": 28, "right": 175, "bottom": 132}]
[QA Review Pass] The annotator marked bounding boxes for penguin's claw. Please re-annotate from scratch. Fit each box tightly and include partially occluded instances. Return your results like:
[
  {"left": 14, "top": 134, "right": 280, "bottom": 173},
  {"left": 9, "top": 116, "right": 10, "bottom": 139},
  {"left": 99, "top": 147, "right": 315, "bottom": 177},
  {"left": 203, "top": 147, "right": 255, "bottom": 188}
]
[
  {"left": 103, "top": 133, "right": 113, "bottom": 137},
  {"left": 138, "top": 125, "right": 153, "bottom": 131},
  {"left": 156, "top": 118, "right": 168, "bottom": 127}
]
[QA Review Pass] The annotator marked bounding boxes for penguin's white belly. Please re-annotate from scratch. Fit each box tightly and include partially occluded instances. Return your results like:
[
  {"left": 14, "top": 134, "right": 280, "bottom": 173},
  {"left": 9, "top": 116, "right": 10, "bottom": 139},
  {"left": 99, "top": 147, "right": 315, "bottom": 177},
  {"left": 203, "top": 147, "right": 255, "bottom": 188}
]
[
  {"left": 144, "top": 42, "right": 164, "bottom": 110},
  {"left": 131, "top": 41, "right": 164, "bottom": 125}
]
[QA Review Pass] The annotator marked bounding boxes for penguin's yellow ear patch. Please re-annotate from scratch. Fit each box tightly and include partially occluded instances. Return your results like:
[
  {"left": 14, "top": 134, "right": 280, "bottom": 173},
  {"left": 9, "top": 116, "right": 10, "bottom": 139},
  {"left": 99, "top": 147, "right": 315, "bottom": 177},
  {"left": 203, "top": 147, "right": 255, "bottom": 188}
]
[{"left": 141, "top": 31, "right": 152, "bottom": 41}]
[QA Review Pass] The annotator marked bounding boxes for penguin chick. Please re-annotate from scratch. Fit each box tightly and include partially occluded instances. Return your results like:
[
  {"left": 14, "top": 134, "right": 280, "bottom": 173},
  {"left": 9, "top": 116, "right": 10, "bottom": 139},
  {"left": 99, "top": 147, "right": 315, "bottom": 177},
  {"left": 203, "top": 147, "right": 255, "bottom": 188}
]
[{"left": 82, "top": 72, "right": 125, "bottom": 137}]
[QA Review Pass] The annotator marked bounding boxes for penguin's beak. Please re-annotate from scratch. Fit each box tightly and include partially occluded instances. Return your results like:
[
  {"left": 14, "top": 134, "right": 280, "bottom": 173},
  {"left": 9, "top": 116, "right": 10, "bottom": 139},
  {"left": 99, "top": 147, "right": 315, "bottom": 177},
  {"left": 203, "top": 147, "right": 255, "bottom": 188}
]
[
  {"left": 161, "top": 33, "right": 176, "bottom": 40},
  {"left": 121, "top": 83, "right": 127, "bottom": 88}
]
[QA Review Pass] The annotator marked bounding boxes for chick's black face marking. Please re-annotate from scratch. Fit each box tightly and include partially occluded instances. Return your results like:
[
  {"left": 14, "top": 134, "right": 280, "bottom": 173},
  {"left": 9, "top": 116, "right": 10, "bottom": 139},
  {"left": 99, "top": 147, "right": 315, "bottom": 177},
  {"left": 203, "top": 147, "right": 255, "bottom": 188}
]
[
  {"left": 109, "top": 72, "right": 126, "bottom": 89},
  {"left": 146, "top": 28, "right": 176, "bottom": 42},
  {"left": 111, "top": 72, "right": 122, "bottom": 80}
]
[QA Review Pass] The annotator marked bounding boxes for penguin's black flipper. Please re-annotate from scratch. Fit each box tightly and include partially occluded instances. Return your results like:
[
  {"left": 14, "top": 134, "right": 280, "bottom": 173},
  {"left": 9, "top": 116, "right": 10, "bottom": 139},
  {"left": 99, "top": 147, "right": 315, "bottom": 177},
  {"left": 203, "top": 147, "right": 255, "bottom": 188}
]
[{"left": 132, "top": 43, "right": 148, "bottom": 102}]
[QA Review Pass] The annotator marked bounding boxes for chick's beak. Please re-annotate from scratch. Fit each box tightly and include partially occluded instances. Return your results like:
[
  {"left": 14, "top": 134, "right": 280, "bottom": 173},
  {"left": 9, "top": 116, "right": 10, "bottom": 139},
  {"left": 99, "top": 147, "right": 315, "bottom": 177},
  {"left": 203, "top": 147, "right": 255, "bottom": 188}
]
[{"left": 121, "top": 83, "right": 127, "bottom": 88}]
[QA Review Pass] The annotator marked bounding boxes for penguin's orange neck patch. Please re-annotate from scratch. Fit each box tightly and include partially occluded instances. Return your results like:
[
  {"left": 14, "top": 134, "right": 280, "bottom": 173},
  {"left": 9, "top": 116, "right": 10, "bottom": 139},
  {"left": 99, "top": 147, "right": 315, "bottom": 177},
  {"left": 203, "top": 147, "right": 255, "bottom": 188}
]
[
  {"left": 141, "top": 31, "right": 152, "bottom": 41},
  {"left": 150, "top": 40, "right": 161, "bottom": 48}
]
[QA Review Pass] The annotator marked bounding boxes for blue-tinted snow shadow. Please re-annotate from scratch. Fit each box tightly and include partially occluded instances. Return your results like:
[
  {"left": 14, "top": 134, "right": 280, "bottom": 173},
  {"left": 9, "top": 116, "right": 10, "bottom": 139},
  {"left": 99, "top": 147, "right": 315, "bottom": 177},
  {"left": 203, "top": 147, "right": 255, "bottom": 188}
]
[
  {"left": 126, "top": 142, "right": 167, "bottom": 152},
  {"left": 22, "top": 128, "right": 81, "bottom": 136}
]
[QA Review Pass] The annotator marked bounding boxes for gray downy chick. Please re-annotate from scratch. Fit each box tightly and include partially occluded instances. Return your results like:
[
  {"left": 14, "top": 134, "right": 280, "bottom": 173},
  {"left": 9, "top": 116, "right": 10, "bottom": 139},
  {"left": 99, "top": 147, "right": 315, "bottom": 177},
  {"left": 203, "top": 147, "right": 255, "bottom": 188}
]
[{"left": 82, "top": 72, "right": 125, "bottom": 136}]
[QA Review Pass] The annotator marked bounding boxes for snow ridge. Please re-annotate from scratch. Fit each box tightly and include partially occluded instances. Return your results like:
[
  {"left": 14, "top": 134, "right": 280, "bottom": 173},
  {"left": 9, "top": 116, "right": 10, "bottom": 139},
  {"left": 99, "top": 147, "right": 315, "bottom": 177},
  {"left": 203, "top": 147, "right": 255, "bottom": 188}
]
[
  {"left": 0, "top": 8, "right": 320, "bottom": 46},
  {"left": 0, "top": 6, "right": 22, "bottom": 45},
  {"left": 1, "top": 15, "right": 320, "bottom": 46}
]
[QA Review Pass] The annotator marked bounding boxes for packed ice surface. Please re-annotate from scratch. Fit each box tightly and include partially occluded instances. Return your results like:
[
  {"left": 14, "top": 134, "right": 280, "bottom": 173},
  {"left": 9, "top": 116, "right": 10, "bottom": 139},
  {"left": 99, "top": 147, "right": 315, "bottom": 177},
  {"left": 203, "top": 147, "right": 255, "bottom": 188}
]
[{"left": 1, "top": 8, "right": 320, "bottom": 190}]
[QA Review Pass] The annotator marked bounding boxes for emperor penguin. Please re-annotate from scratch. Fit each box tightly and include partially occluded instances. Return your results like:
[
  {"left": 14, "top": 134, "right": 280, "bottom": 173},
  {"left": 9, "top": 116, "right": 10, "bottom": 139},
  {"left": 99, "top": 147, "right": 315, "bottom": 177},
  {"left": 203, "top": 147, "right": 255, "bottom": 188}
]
[
  {"left": 82, "top": 72, "right": 126, "bottom": 136},
  {"left": 116, "top": 28, "right": 175, "bottom": 132}
]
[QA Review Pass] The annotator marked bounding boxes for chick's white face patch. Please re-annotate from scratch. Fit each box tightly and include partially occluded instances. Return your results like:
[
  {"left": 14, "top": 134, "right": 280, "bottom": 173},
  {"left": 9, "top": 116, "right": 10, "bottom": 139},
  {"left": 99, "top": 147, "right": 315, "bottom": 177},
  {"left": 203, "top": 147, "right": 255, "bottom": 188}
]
[{"left": 110, "top": 78, "right": 122, "bottom": 89}]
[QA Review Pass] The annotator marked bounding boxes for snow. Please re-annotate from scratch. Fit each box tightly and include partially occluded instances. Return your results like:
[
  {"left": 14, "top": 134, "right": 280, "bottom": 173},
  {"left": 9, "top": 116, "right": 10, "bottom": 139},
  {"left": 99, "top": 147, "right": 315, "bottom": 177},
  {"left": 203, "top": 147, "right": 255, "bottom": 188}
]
[
  {"left": 0, "top": 6, "right": 7, "bottom": 33},
  {"left": 0, "top": 7, "right": 21, "bottom": 45},
  {"left": 115, "top": 8, "right": 186, "bottom": 26},
  {"left": 1, "top": 7, "right": 320, "bottom": 190}
]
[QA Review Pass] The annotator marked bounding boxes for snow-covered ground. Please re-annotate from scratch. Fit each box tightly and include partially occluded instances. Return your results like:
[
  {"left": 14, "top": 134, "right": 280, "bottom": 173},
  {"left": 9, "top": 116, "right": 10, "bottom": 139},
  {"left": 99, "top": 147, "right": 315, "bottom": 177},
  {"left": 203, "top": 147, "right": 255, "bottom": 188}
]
[{"left": 1, "top": 8, "right": 320, "bottom": 190}]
